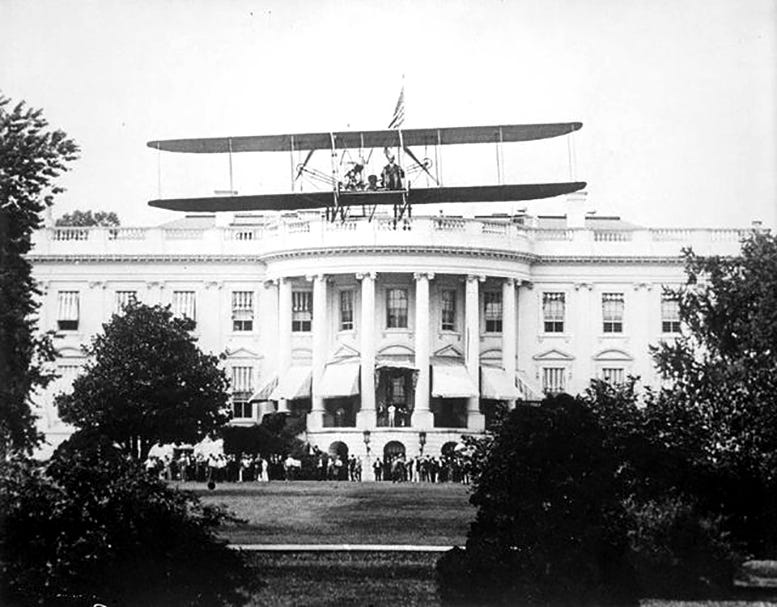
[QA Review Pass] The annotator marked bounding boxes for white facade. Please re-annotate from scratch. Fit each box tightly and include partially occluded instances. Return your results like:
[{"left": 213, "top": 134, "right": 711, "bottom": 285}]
[{"left": 28, "top": 199, "right": 755, "bottom": 463}]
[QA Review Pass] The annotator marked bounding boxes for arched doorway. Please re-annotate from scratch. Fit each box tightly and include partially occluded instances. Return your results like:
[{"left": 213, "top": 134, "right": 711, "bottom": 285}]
[
  {"left": 328, "top": 441, "right": 349, "bottom": 480},
  {"left": 383, "top": 440, "right": 405, "bottom": 461},
  {"left": 441, "top": 441, "right": 458, "bottom": 458},
  {"left": 383, "top": 440, "right": 406, "bottom": 482}
]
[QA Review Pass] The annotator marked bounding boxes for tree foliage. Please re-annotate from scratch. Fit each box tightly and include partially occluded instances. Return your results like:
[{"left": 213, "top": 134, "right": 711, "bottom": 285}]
[
  {"left": 438, "top": 395, "right": 638, "bottom": 607},
  {"left": 651, "top": 232, "right": 777, "bottom": 552},
  {"left": 0, "top": 94, "right": 79, "bottom": 455},
  {"left": 56, "top": 303, "right": 231, "bottom": 460},
  {"left": 0, "top": 437, "right": 262, "bottom": 606},
  {"left": 55, "top": 209, "right": 119, "bottom": 227}
]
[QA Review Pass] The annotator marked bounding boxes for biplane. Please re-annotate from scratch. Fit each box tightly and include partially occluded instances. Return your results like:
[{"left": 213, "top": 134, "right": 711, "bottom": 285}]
[{"left": 147, "top": 122, "right": 585, "bottom": 227}]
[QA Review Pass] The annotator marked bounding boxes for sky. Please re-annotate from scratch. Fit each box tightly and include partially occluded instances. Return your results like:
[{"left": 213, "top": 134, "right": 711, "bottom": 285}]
[{"left": 2, "top": 0, "right": 775, "bottom": 229}]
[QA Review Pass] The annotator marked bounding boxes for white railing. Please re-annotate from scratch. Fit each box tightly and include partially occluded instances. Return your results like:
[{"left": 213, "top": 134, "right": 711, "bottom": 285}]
[
  {"left": 32, "top": 219, "right": 756, "bottom": 259},
  {"left": 50, "top": 228, "right": 89, "bottom": 241},
  {"left": 107, "top": 228, "right": 146, "bottom": 240}
]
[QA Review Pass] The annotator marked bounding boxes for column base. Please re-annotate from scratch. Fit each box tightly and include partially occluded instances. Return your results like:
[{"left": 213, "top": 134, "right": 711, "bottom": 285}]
[
  {"left": 410, "top": 409, "right": 434, "bottom": 429},
  {"left": 362, "top": 454, "right": 376, "bottom": 481},
  {"left": 356, "top": 410, "right": 376, "bottom": 429},
  {"left": 307, "top": 410, "right": 325, "bottom": 431},
  {"left": 467, "top": 411, "right": 486, "bottom": 432}
]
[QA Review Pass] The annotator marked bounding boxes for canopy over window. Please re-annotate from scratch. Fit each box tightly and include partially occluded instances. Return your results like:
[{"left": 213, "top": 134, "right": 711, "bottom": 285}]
[
  {"left": 376, "top": 356, "right": 416, "bottom": 370},
  {"left": 431, "top": 358, "right": 477, "bottom": 398},
  {"left": 480, "top": 366, "right": 520, "bottom": 400},
  {"left": 250, "top": 375, "right": 278, "bottom": 401},
  {"left": 270, "top": 366, "right": 312, "bottom": 400},
  {"left": 318, "top": 362, "right": 360, "bottom": 398}
]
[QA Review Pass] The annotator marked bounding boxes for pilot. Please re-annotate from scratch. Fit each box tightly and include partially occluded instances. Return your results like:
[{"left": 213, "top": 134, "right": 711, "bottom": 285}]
[
  {"left": 344, "top": 163, "right": 365, "bottom": 191},
  {"left": 365, "top": 174, "right": 379, "bottom": 191},
  {"left": 381, "top": 155, "right": 404, "bottom": 190}
]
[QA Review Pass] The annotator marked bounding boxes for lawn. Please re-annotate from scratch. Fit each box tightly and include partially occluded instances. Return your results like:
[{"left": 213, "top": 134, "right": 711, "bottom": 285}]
[
  {"left": 177, "top": 480, "right": 474, "bottom": 545},
  {"left": 173, "top": 481, "right": 777, "bottom": 606}
]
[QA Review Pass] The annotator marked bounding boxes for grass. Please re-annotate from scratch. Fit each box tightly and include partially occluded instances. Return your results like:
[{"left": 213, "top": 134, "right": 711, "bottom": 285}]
[
  {"left": 177, "top": 480, "right": 473, "bottom": 545},
  {"left": 171, "top": 482, "right": 777, "bottom": 606}
]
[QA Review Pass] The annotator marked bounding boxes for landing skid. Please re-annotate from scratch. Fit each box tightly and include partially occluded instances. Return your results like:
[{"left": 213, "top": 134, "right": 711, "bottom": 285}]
[{"left": 324, "top": 187, "right": 411, "bottom": 230}]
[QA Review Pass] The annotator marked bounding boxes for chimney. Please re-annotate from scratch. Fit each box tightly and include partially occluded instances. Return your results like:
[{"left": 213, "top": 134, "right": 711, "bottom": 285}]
[{"left": 565, "top": 191, "right": 588, "bottom": 229}]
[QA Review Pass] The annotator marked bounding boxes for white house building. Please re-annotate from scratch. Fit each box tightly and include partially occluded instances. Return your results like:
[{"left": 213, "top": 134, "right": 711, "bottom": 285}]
[{"left": 28, "top": 193, "right": 756, "bottom": 463}]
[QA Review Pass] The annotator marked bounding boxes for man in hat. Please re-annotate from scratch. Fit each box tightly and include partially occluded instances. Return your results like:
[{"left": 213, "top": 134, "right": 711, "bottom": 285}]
[{"left": 381, "top": 155, "right": 404, "bottom": 190}]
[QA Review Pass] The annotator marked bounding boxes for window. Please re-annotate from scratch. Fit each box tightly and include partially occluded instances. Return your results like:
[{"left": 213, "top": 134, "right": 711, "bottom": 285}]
[
  {"left": 484, "top": 291, "right": 502, "bottom": 333},
  {"left": 292, "top": 291, "right": 312, "bottom": 332},
  {"left": 602, "top": 292, "right": 624, "bottom": 333},
  {"left": 601, "top": 367, "right": 625, "bottom": 384},
  {"left": 661, "top": 295, "right": 681, "bottom": 333},
  {"left": 56, "top": 291, "right": 79, "bottom": 331},
  {"left": 389, "top": 376, "right": 406, "bottom": 404},
  {"left": 231, "top": 366, "right": 253, "bottom": 419},
  {"left": 232, "top": 291, "right": 254, "bottom": 332},
  {"left": 172, "top": 290, "right": 196, "bottom": 325},
  {"left": 386, "top": 288, "right": 408, "bottom": 329},
  {"left": 339, "top": 290, "right": 354, "bottom": 331},
  {"left": 441, "top": 289, "right": 456, "bottom": 331},
  {"left": 114, "top": 290, "right": 137, "bottom": 314},
  {"left": 542, "top": 292, "right": 565, "bottom": 333},
  {"left": 542, "top": 367, "right": 566, "bottom": 394}
]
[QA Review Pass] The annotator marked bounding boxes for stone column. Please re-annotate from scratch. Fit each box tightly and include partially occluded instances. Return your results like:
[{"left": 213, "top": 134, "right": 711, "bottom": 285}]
[
  {"left": 412, "top": 272, "right": 434, "bottom": 428},
  {"left": 356, "top": 272, "right": 376, "bottom": 428},
  {"left": 309, "top": 274, "right": 328, "bottom": 431},
  {"left": 502, "top": 278, "right": 517, "bottom": 409},
  {"left": 259, "top": 280, "right": 279, "bottom": 420},
  {"left": 465, "top": 275, "right": 485, "bottom": 430},
  {"left": 277, "top": 277, "right": 292, "bottom": 413}
]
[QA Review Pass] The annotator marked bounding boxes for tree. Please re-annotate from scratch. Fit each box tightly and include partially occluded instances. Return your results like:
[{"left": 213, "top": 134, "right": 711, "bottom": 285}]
[
  {"left": 438, "top": 395, "right": 638, "bottom": 607},
  {"left": 0, "top": 95, "right": 79, "bottom": 455},
  {"left": 56, "top": 302, "right": 231, "bottom": 460},
  {"left": 0, "top": 435, "right": 262, "bottom": 606},
  {"left": 651, "top": 232, "right": 777, "bottom": 552},
  {"left": 55, "top": 209, "right": 119, "bottom": 226}
]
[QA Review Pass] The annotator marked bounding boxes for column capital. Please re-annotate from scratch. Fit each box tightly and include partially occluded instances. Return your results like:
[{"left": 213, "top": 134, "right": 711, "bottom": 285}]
[
  {"left": 204, "top": 280, "right": 223, "bottom": 290},
  {"left": 355, "top": 271, "right": 377, "bottom": 281},
  {"left": 413, "top": 271, "right": 435, "bottom": 281},
  {"left": 633, "top": 282, "right": 653, "bottom": 291},
  {"left": 88, "top": 280, "right": 105, "bottom": 290},
  {"left": 503, "top": 277, "right": 516, "bottom": 287},
  {"left": 520, "top": 280, "right": 534, "bottom": 290},
  {"left": 466, "top": 274, "right": 486, "bottom": 283},
  {"left": 146, "top": 280, "right": 164, "bottom": 289},
  {"left": 305, "top": 273, "right": 328, "bottom": 283},
  {"left": 263, "top": 278, "right": 279, "bottom": 288}
]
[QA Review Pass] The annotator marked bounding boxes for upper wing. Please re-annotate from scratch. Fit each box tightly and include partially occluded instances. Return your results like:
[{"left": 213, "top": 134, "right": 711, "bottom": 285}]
[
  {"left": 147, "top": 123, "right": 583, "bottom": 154},
  {"left": 147, "top": 182, "right": 586, "bottom": 212}
]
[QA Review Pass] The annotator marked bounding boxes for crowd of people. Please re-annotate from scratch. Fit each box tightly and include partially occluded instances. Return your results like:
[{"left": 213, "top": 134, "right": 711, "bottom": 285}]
[{"left": 144, "top": 449, "right": 470, "bottom": 484}]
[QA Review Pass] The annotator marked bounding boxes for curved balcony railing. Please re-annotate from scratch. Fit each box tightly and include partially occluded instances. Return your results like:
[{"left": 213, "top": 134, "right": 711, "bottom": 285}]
[{"left": 31, "top": 216, "right": 757, "bottom": 259}]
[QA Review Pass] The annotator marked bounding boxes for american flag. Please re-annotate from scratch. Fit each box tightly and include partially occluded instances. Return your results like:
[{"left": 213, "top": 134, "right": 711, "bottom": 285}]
[{"left": 387, "top": 84, "right": 405, "bottom": 129}]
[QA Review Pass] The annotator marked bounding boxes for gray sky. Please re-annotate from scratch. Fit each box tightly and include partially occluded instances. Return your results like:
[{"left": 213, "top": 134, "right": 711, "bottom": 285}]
[{"left": 2, "top": 0, "right": 775, "bottom": 228}]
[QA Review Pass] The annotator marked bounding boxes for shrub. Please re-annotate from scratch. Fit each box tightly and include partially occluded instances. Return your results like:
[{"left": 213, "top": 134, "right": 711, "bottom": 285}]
[
  {"left": 0, "top": 434, "right": 262, "bottom": 606},
  {"left": 437, "top": 395, "right": 639, "bottom": 606}
]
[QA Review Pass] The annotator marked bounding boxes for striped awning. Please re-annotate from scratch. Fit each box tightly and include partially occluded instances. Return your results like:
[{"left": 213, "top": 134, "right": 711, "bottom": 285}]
[
  {"left": 250, "top": 375, "right": 278, "bottom": 401},
  {"left": 431, "top": 358, "right": 477, "bottom": 398},
  {"left": 480, "top": 366, "right": 520, "bottom": 400},
  {"left": 270, "top": 366, "right": 312, "bottom": 400},
  {"left": 318, "top": 362, "right": 360, "bottom": 398}
]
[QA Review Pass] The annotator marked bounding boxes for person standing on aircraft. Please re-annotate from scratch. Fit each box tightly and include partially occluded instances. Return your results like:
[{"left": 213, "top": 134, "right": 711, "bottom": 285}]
[{"left": 381, "top": 155, "right": 404, "bottom": 190}]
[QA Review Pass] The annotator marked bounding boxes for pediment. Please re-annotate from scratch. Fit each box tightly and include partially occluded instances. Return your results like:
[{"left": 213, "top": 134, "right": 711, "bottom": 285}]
[
  {"left": 433, "top": 344, "right": 463, "bottom": 358},
  {"left": 378, "top": 343, "right": 415, "bottom": 357},
  {"left": 225, "top": 346, "right": 260, "bottom": 359},
  {"left": 533, "top": 348, "right": 575, "bottom": 362},
  {"left": 593, "top": 348, "right": 634, "bottom": 362},
  {"left": 480, "top": 348, "right": 502, "bottom": 362},
  {"left": 291, "top": 348, "right": 312, "bottom": 363},
  {"left": 331, "top": 343, "right": 360, "bottom": 360}
]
